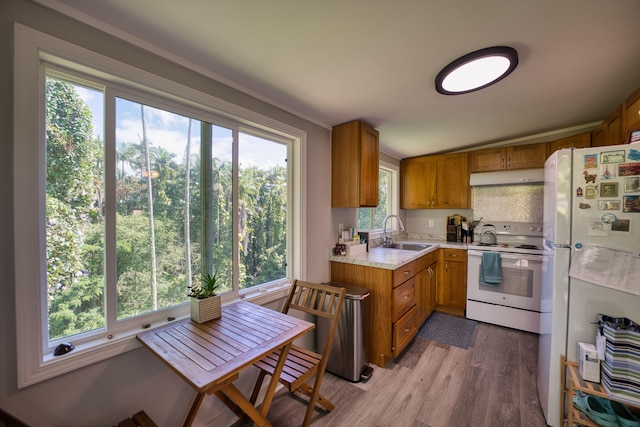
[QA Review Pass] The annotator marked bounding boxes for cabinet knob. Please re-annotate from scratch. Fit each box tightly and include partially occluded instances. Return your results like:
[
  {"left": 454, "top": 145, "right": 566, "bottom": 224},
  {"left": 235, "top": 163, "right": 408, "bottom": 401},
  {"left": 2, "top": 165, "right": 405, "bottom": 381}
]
[
  {"left": 404, "top": 271, "right": 410, "bottom": 275},
  {"left": 404, "top": 328, "right": 411, "bottom": 332},
  {"left": 403, "top": 295, "right": 410, "bottom": 300}
]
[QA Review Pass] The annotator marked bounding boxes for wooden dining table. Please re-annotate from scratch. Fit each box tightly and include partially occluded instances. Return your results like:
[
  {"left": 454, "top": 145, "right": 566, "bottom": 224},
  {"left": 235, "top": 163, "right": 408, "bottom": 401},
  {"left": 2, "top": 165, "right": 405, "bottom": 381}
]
[{"left": 137, "top": 300, "right": 315, "bottom": 427}]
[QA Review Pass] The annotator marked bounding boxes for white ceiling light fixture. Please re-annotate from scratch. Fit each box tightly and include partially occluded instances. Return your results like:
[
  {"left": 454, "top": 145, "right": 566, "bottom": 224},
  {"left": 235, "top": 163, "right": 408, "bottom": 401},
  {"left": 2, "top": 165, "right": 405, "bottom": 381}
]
[{"left": 435, "top": 46, "right": 519, "bottom": 95}]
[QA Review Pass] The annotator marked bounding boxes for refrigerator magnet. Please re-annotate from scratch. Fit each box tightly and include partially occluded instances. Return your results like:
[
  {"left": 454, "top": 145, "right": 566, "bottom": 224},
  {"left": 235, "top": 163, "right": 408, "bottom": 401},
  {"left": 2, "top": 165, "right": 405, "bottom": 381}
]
[
  {"left": 588, "top": 221, "right": 607, "bottom": 236},
  {"left": 583, "top": 170, "right": 597, "bottom": 183},
  {"left": 624, "top": 176, "right": 640, "bottom": 193},
  {"left": 611, "top": 219, "right": 631, "bottom": 232},
  {"left": 585, "top": 185, "right": 598, "bottom": 199},
  {"left": 601, "top": 165, "right": 616, "bottom": 179},
  {"left": 623, "top": 195, "right": 640, "bottom": 213},
  {"left": 598, "top": 200, "right": 620, "bottom": 210},
  {"left": 584, "top": 154, "right": 598, "bottom": 169},
  {"left": 576, "top": 187, "right": 583, "bottom": 197},
  {"left": 600, "top": 182, "right": 618, "bottom": 197},
  {"left": 601, "top": 213, "right": 616, "bottom": 224},
  {"left": 600, "top": 150, "right": 625, "bottom": 164}
]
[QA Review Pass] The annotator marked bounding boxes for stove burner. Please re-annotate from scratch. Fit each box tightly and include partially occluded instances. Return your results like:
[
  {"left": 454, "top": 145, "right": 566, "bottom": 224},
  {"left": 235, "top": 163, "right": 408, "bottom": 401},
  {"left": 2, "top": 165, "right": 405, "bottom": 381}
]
[{"left": 515, "top": 244, "right": 540, "bottom": 250}]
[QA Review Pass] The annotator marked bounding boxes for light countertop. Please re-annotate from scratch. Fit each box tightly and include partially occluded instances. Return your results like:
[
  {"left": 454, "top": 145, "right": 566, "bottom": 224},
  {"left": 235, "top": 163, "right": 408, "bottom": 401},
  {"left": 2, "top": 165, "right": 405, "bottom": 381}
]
[{"left": 329, "top": 240, "right": 467, "bottom": 270}]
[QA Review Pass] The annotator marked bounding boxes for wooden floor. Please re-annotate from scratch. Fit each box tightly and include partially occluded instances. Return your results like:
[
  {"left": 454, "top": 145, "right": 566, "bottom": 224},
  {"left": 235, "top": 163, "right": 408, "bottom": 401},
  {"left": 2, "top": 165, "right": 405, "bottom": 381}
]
[{"left": 246, "top": 321, "right": 548, "bottom": 427}]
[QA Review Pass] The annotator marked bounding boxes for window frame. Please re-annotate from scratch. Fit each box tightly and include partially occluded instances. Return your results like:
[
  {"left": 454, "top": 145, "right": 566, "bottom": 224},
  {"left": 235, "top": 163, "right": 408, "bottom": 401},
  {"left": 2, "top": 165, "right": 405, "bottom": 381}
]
[
  {"left": 13, "top": 24, "right": 306, "bottom": 388},
  {"left": 358, "top": 160, "right": 400, "bottom": 233}
]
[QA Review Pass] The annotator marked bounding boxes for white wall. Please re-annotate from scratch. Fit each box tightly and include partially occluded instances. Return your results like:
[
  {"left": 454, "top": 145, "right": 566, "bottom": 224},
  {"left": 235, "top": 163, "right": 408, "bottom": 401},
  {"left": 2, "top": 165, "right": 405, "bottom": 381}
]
[{"left": 0, "top": 1, "right": 331, "bottom": 425}]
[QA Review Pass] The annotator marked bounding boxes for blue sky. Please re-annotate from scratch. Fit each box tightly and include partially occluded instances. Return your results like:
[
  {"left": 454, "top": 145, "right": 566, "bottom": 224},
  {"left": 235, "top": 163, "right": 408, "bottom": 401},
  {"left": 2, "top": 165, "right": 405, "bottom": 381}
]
[{"left": 73, "top": 83, "right": 286, "bottom": 170}]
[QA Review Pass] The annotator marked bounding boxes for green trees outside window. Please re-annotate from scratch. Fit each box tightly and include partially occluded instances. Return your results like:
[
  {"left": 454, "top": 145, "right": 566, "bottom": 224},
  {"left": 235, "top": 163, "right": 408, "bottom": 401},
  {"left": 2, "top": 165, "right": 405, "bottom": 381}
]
[
  {"left": 358, "top": 168, "right": 390, "bottom": 231},
  {"left": 45, "top": 75, "right": 288, "bottom": 341}
]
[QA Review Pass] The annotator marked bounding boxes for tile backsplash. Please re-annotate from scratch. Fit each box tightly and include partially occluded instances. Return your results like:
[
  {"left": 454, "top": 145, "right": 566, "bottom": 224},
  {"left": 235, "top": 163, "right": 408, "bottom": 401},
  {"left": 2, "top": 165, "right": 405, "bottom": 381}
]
[
  {"left": 405, "top": 184, "right": 544, "bottom": 240},
  {"left": 472, "top": 184, "right": 543, "bottom": 223}
]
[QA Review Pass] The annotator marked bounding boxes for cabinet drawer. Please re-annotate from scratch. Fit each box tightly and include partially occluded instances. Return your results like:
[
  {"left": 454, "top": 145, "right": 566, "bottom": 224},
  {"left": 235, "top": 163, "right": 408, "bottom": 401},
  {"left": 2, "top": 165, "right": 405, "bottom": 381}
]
[
  {"left": 392, "top": 277, "right": 416, "bottom": 321},
  {"left": 393, "top": 261, "right": 417, "bottom": 287},
  {"left": 443, "top": 248, "right": 465, "bottom": 261},
  {"left": 417, "top": 250, "right": 438, "bottom": 272},
  {"left": 393, "top": 306, "right": 418, "bottom": 356}
]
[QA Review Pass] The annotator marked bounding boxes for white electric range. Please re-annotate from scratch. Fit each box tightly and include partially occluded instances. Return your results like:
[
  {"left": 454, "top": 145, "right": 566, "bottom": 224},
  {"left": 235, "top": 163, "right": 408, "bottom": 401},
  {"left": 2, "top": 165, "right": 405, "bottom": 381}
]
[{"left": 466, "top": 221, "right": 544, "bottom": 333}]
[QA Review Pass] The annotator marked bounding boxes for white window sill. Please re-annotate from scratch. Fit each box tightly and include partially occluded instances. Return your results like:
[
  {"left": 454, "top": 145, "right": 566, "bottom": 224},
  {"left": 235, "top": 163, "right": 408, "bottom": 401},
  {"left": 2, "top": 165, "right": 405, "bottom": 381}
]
[{"left": 24, "top": 284, "right": 291, "bottom": 388}]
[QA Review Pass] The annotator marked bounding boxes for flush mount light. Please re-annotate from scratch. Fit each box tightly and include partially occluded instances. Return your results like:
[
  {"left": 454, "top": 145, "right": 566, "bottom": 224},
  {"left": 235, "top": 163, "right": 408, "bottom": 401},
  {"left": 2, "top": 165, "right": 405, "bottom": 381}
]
[{"left": 435, "top": 46, "right": 518, "bottom": 95}]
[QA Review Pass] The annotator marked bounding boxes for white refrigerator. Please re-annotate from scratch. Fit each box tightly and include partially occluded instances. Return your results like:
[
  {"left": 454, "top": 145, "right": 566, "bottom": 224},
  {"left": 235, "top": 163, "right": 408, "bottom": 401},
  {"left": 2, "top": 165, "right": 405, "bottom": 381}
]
[{"left": 538, "top": 145, "right": 640, "bottom": 426}]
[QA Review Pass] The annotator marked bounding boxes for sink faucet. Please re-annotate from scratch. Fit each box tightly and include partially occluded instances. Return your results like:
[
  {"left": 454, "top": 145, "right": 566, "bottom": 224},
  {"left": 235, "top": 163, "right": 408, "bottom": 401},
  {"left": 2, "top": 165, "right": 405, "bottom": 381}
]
[{"left": 383, "top": 214, "right": 405, "bottom": 246}]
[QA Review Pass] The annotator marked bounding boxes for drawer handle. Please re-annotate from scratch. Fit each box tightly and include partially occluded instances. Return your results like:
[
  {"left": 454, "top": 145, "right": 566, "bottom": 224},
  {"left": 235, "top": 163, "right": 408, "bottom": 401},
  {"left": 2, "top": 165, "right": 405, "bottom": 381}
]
[
  {"left": 450, "top": 254, "right": 458, "bottom": 257},
  {"left": 404, "top": 328, "right": 411, "bottom": 332},
  {"left": 403, "top": 271, "right": 410, "bottom": 275},
  {"left": 403, "top": 295, "right": 410, "bottom": 300}
]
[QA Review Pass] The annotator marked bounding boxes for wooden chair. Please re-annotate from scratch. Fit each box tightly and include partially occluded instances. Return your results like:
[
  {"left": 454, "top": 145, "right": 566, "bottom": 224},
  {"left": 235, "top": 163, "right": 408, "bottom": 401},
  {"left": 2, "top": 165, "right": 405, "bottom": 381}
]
[
  {"left": 249, "top": 280, "right": 346, "bottom": 427},
  {"left": 115, "top": 410, "right": 157, "bottom": 427}
]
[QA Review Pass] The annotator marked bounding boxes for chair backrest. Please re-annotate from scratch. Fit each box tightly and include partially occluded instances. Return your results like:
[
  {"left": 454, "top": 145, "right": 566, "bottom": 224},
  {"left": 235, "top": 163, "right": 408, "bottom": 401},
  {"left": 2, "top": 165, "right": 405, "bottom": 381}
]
[
  {"left": 283, "top": 280, "right": 345, "bottom": 318},
  {"left": 283, "top": 280, "right": 346, "bottom": 357}
]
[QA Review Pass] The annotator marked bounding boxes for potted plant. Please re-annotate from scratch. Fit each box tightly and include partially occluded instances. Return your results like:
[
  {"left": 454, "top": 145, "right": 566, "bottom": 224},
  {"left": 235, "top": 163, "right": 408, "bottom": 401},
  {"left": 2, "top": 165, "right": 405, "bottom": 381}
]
[{"left": 189, "top": 271, "right": 222, "bottom": 323}]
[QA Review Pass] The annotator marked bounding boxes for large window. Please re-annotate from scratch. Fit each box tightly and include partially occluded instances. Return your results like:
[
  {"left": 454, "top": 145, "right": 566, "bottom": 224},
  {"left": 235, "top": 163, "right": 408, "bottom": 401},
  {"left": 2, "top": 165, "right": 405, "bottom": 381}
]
[
  {"left": 14, "top": 25, "right": 302, "bottom": 387},
  {"left": 44, "top": 74, "right": 290, "bottom": 341}
]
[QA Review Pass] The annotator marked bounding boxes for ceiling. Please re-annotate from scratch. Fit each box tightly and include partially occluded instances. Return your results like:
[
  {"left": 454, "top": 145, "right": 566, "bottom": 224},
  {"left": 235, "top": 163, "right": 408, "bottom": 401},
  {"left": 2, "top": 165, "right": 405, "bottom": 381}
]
[{"left": 38, "top": 0, "right": 640, "bottom": 159}]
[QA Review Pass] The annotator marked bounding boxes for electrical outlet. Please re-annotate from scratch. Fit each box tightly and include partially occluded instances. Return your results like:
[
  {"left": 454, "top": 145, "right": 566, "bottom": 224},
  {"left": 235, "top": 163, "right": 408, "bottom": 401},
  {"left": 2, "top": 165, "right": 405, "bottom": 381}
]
[{"left": 428, "top": 220, "right": 434, "bottom": 228}]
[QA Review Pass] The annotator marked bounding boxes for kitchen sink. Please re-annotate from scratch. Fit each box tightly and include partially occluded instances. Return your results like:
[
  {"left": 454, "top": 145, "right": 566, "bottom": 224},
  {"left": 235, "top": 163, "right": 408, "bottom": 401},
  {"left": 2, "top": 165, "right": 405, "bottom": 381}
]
[{"left": 382, "top": 243, "right": 431, "bottom": 251}]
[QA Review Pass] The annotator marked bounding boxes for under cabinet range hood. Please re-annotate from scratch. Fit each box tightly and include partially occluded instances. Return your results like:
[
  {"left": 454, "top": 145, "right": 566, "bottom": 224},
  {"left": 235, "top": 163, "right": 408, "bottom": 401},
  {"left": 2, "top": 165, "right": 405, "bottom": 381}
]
[{"left": 469, "top": 168, "right": 544, "bottom": 186}]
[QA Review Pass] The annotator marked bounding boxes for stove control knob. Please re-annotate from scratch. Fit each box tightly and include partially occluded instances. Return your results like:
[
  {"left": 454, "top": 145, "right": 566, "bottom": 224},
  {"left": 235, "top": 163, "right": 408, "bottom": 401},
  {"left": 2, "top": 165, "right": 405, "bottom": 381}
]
[
  {"left": 529, "top": 226, "right": 535, "bottom": 231},
  {"left": 537, "top": 226, "right": 543, "bottom": 232}
]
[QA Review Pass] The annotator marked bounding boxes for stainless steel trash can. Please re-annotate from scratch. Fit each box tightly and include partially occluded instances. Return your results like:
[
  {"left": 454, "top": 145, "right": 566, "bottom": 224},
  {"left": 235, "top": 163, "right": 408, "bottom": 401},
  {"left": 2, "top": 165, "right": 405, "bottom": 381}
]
[{"left": 318, "top": 282, "right": 372, "bottom": 382}]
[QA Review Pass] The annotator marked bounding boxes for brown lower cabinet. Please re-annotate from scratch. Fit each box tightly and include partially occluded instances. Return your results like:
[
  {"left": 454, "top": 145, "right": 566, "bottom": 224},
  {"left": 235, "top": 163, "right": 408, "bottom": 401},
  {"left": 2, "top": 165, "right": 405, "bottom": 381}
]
[
  {"left": 438, "top": 248, "right": 467, "bottom": 316},
  {"left": 330, "top": 247, "right": 466, "bottom": 367}
]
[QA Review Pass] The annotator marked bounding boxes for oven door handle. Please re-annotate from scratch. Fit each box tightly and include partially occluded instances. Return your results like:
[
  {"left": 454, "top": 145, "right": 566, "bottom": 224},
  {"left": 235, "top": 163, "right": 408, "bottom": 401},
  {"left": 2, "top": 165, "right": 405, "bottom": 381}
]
[{"left": 467, "top": 250, "right": 543, "bottom": 262}]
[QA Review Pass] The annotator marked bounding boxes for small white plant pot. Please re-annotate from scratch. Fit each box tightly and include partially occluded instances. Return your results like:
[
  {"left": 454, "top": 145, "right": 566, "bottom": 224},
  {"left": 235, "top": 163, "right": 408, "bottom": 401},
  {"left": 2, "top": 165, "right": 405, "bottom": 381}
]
[{"left": 190, "top": 295, "right": 222, "bottom": 323}]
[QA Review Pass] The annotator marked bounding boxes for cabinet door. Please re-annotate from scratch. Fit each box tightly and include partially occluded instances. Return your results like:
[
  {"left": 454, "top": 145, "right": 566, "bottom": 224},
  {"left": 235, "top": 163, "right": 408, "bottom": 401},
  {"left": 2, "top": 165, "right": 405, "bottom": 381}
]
[
  {"left": 331, "top": 120, "right": 379, "bottom": 208},
  {"left": 415, "top": 268, "right": 429, "bottom": 324},
  {"left": 434, "top": 153, "right": 470, "bottom": 209},
  {"left": 506, "top": 143, "right": 547, "bottom": 169},
  {"left": 400, "top": 156, "right": 435, "bottom": 209},
  {"left": 549, "top": 132, "right": 591, "bottom": 153},
  {"left": 427, "top": 261, "right": 438, "bottom": 314},
  {"left": 623, "top": 86, "right": 640, "bottom": 140},
  {"left": 441, "top": 249, "right": 467, "bottom": 310},
  {"left": 593, "top": 106, "right": 624, "bottom": 147},
  {"left": 359, "top": 122, "right": 379, "bottom": 206},
  {"left": 592, "top": 124, "right": 606, "bottom": 147},
  {"left": 470, "top": 148, "right": 505, "bottom": 172}
]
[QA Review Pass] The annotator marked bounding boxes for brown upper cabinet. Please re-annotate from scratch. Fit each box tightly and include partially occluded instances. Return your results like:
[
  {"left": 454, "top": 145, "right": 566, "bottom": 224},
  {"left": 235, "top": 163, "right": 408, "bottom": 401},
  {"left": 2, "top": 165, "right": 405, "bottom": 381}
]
[
  {"left": 591, "top": 85, "right": 640, "bottom": 146},
  {"left": 549, "top": 132, "right": 592, "bottom": 153},
  {"left": 623, "top": 86, "right": 640, "bottom": 139},
  {"left": 592, "top": 106, "right": 623, "bottom": 147},
  {"left": 331, "top": 120, "right": 379, "bottom": 208},
  {"left": 400, "top": 152, "right": 469, "bottom": 209},
  {"left": 469, "top": 142, "right": 547, "bottom": 173}
]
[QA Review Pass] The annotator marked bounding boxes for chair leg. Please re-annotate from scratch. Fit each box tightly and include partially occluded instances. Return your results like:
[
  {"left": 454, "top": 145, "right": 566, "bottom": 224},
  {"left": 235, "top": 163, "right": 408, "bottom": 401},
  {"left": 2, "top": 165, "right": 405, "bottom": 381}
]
[
  {"left": 250, "top": 370, "right": 268, "bottom": 405},
  {"left": 296, "top": 382, "right": 335, "bottom": 411},
  {"left": 183, "top": 392, "right": 206, "bottom": 427},
  {"left": 300, "top": 374, "right": 333, "bottom": 427}
]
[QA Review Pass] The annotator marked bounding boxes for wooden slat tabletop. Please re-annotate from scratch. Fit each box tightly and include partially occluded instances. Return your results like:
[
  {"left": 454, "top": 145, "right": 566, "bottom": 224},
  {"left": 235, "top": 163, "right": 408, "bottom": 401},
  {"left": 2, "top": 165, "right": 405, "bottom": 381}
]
[{"left": 137, "top": 301, "right": 314, "bottom": 392}]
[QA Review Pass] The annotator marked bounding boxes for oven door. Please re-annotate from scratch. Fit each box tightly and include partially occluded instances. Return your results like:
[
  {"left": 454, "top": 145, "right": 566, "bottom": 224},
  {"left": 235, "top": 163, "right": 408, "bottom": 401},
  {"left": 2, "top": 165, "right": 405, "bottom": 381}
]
[{"left": 467, "top": 249, "right": 543, "bottom": 311}]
